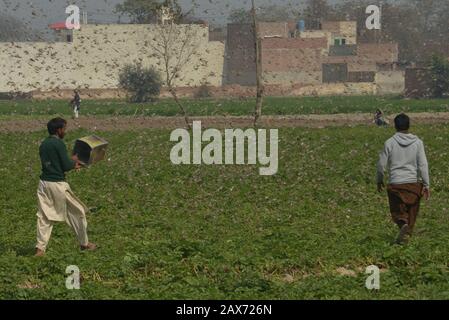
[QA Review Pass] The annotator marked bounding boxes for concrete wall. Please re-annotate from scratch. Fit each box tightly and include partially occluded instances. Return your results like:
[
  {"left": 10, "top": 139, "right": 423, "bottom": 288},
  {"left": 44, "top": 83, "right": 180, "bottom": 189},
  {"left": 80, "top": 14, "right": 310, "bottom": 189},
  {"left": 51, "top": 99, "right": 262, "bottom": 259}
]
[
  {"left": 0, "top": 24, "right": 225, "bottom": 92},
  {"left": 30, "top": 83, "right": 379, "bottom": 100},
  {"left": 291, "top": 83, "right": 376, "bottom": 96},
  {"left": 0, "top": 42, "right": 75, "bottom": 92},
  {"left": 375, "top": 71, "right": 405, "bottom": 95},
  {"left": 258, "top": 22, "right": 290, "bottom": 38}
]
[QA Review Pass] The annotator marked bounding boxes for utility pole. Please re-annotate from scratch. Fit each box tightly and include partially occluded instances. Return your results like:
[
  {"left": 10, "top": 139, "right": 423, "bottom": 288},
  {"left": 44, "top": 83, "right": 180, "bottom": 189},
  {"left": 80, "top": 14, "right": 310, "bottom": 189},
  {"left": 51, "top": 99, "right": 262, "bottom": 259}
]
[
  {"left": 377, "top": 1, "right": 383, "bottom": 43},
  {"left": 252, "top": 0, "right": 264, "bottom": 126}
]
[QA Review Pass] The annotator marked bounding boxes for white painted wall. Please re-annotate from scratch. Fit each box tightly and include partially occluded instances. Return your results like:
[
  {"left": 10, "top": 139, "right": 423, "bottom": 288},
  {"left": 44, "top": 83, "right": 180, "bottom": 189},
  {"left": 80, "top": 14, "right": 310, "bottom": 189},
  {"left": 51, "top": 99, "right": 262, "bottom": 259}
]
[{"left": 0, "top": 24, "right": 225, "bottom": 92}]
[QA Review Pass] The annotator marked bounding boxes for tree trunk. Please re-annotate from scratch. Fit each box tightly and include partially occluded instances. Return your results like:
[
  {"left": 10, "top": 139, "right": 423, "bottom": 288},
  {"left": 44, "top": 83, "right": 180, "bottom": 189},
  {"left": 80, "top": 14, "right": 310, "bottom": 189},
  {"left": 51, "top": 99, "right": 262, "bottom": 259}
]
[
  {"left": 169, "top": 87, "right": 191, "bottom": 130},
  {"left": 254, "top": 38, "right": 264, "bottom": 126},
  {"left": 252, "top": 0, "right": 264, "bottom": 127}
]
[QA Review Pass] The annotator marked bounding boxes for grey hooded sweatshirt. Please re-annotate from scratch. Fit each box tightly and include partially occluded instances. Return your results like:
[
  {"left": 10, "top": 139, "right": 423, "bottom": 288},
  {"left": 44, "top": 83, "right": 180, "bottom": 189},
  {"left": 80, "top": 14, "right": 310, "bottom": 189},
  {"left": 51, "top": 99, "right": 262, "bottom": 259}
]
[{"left": 377, "top": 132, "right": 430, "bottom": 188}]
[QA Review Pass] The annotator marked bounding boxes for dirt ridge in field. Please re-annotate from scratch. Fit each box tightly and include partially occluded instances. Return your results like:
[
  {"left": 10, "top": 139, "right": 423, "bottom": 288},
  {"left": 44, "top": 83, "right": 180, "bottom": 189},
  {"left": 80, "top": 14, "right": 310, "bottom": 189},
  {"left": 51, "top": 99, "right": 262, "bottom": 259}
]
[{"left": 2, "top": 112, "right": 449, "bottom": 132}]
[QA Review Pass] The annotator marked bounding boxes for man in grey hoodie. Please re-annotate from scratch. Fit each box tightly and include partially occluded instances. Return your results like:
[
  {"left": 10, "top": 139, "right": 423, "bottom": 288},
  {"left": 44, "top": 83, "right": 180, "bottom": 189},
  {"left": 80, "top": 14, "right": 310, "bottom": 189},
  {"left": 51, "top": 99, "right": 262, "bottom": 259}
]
[{"left": 377, "top": 113, "right": 430, "bottom": 244}]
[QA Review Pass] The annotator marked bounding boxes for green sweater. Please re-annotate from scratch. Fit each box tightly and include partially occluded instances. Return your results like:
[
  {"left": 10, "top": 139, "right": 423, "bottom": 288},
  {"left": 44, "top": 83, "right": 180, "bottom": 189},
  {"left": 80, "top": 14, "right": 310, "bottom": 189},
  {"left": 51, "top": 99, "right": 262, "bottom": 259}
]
[{"left": 39, "top": 135, "right": 75, "bottom": 182}]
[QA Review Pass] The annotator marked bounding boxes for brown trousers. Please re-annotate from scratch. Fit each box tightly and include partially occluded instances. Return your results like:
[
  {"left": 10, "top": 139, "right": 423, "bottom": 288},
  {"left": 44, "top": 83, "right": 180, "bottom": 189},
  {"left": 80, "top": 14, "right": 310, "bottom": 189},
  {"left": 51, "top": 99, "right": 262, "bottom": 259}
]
[{"left": 387, "top": 183, "right": 423, "bottom": 232}]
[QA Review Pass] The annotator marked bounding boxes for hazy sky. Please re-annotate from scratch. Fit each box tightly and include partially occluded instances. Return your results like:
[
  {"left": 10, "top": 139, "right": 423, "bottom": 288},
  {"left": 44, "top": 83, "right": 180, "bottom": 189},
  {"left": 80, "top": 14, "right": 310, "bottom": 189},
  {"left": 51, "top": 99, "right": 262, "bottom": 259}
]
[
  {"left": 0, "top": 0, "right": 398, "bottom": 39},
  {"left": 0, "top": 0, "right": 334, "bottom": 27}
]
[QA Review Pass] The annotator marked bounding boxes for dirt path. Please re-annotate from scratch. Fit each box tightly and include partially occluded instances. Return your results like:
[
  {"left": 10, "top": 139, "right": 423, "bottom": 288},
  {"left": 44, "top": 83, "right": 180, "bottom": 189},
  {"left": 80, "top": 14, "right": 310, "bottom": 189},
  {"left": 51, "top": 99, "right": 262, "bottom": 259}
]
[{"left": 2, "top": 113, "right": 449, "bottom": 132}]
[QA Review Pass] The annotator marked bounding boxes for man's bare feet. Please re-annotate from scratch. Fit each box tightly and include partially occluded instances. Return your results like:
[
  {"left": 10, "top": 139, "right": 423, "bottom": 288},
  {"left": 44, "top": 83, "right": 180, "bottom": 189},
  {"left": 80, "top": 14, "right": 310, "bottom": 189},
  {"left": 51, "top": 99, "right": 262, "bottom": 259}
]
[
  {"left": 80, "top": 243, "right": 97, "bottom": 251},
  {"left": 35, "top": 248, "right": 45, "bottom": 257}
]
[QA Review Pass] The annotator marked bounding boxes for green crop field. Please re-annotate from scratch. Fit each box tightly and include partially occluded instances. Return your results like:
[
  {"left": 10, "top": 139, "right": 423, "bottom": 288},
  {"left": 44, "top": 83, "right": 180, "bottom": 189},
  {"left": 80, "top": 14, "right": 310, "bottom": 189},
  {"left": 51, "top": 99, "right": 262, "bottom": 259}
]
[
  {"left": 0, "top": 123, "right": 448, "bottom": 299},
  {"left": 1, "top": 95, "right": 449, "bottom": 118}
]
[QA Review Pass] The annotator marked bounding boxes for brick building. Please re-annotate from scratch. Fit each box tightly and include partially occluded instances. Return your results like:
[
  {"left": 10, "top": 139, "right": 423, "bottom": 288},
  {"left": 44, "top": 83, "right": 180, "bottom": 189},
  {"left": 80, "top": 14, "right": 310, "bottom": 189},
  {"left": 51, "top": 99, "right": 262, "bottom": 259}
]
[{"left": 227, "top": 21, "right": 404, "bottom": 95}]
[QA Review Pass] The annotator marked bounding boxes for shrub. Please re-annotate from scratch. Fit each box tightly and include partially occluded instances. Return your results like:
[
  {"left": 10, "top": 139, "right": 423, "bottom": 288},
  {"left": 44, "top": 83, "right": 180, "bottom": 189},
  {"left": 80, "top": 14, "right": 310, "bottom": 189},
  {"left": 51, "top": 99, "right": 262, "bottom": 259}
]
[
  {"left": 194, "top": 83, "right": 212, "bottom": 99},
  {"left": 119, "top": 63, "right": 162, "bottom": 102},
  {"left": 429, "top": 55, "right": 449, "bottom": 98}
]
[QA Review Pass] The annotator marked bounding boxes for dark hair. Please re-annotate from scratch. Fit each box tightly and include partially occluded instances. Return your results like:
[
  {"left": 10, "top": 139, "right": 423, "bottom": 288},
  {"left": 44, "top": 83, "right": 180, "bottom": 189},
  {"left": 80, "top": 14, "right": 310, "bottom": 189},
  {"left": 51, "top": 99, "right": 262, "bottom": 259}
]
[
  {"left": 394, "top": 113, "right": 410, "bottom": 131},
  {"left": 47, "top": 117, "right": 67, "bottom": 135}
]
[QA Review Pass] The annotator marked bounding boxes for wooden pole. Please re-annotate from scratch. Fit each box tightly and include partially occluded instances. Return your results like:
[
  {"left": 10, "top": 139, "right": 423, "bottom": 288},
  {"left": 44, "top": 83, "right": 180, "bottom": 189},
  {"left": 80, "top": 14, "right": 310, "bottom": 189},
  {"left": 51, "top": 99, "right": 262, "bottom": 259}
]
[{"left": 252, "top": 0, "right": 264, "bottom": 127}]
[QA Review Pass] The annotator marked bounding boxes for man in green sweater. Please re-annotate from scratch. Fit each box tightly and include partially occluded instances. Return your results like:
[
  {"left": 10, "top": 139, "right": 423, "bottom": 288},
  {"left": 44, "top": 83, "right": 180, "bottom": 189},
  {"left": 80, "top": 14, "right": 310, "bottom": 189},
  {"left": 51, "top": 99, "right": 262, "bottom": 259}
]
[{"left": 35, "top": 117, "right": 96, "bottom": 256}]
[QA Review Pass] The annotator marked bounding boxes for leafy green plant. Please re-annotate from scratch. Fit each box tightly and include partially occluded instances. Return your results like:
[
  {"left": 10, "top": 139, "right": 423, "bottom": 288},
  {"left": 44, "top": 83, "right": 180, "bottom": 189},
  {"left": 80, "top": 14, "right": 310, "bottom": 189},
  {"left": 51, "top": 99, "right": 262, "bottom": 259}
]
[
  {"left": 430, "top": 54, "right": 449, "bottom": 98},
  {"left": 1, "top": 124, "right": 449, "bottom": 299},
  {"left": 118, "top": 63, "right": 162, "bottom": 103},
  {"left": 2, "top": 96, "right": 449, "bottom": 117}
]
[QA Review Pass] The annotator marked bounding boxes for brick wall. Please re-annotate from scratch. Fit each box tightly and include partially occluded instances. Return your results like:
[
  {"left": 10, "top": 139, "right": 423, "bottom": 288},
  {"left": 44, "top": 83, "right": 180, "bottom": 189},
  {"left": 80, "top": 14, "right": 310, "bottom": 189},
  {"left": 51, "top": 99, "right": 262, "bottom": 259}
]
[
  {"left": 226, "top": 24, "right": 256, "bottom": 85},
  {"left": 357, "top": 43, "right": 399, "bottom": 64},
  {"left": 299, "top": 30, "right": 333, "bottom": 48},
  {"left": 261, "top": 38, "right": 327, "bottom": 85},
  {"left": 322, "top": 43, "right": 399, "bottom": 73},
  {"left": 261, "top": 37, "right": 328, "bottom": 50}
]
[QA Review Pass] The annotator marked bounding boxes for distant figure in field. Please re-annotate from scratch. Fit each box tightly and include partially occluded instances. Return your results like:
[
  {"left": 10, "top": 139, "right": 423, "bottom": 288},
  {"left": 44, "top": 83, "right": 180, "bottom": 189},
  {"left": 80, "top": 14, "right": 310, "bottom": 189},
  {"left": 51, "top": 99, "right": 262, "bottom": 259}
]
[
  {"left": 373, "top": 109, "right": 388, "bottom": 127},
  {"left": 70, "top": 90, "right": 81, "bottom": 119},
  {"left": 377, "top": 113, "right": 430, "bottom": 245}
]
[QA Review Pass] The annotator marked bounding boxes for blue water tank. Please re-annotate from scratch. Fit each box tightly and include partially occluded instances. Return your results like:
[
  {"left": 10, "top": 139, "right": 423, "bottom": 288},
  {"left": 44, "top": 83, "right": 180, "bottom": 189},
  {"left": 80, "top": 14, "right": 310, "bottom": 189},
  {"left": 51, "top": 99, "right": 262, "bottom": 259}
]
[{"left": 297, "top": 20, "right": 305, "bottom": 32}]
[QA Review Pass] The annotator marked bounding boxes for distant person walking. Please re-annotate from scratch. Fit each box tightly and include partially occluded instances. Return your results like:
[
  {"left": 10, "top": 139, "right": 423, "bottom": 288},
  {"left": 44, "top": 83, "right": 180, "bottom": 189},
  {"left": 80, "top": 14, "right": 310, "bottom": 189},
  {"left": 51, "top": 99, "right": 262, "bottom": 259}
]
[
  {"left": 377, "top": 113, "right": 430, "bottom": 244},
  {"left": 70, "top": 90, "right": 81, "bottom": 119},
  {"left": 35, "top": 117, "right": 96, "bottom": 256}
]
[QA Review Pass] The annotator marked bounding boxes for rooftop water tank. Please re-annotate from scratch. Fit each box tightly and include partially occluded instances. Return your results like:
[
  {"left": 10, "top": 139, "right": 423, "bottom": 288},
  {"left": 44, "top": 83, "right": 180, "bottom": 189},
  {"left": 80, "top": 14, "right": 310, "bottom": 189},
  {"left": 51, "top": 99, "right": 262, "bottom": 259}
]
[{"left": 297, "top": 20, "right": 305, "bottom": 32}]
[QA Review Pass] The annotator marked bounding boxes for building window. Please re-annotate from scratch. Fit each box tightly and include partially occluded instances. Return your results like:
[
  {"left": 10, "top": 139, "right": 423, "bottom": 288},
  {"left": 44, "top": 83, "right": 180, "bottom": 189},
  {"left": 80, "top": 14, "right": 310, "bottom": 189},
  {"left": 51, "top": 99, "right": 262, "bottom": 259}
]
[{"left": 334, "top": 38, "right": 346, "bottom": 46}]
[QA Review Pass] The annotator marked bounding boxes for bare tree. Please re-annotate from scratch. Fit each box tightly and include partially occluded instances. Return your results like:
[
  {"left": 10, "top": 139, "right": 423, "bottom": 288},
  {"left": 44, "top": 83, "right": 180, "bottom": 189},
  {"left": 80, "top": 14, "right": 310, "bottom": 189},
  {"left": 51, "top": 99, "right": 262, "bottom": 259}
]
[
  {"left": 115, "top": 0, "right": 196, "bottom": 24},
  {"left": 149, "top": 22, "right": 205, "bottom": 129},
  {"left": 229, "top": 5, "right": 301, "bottom": 24},
  {"left": 304, "top": 0, "right": 332, "bottom": 29}
]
